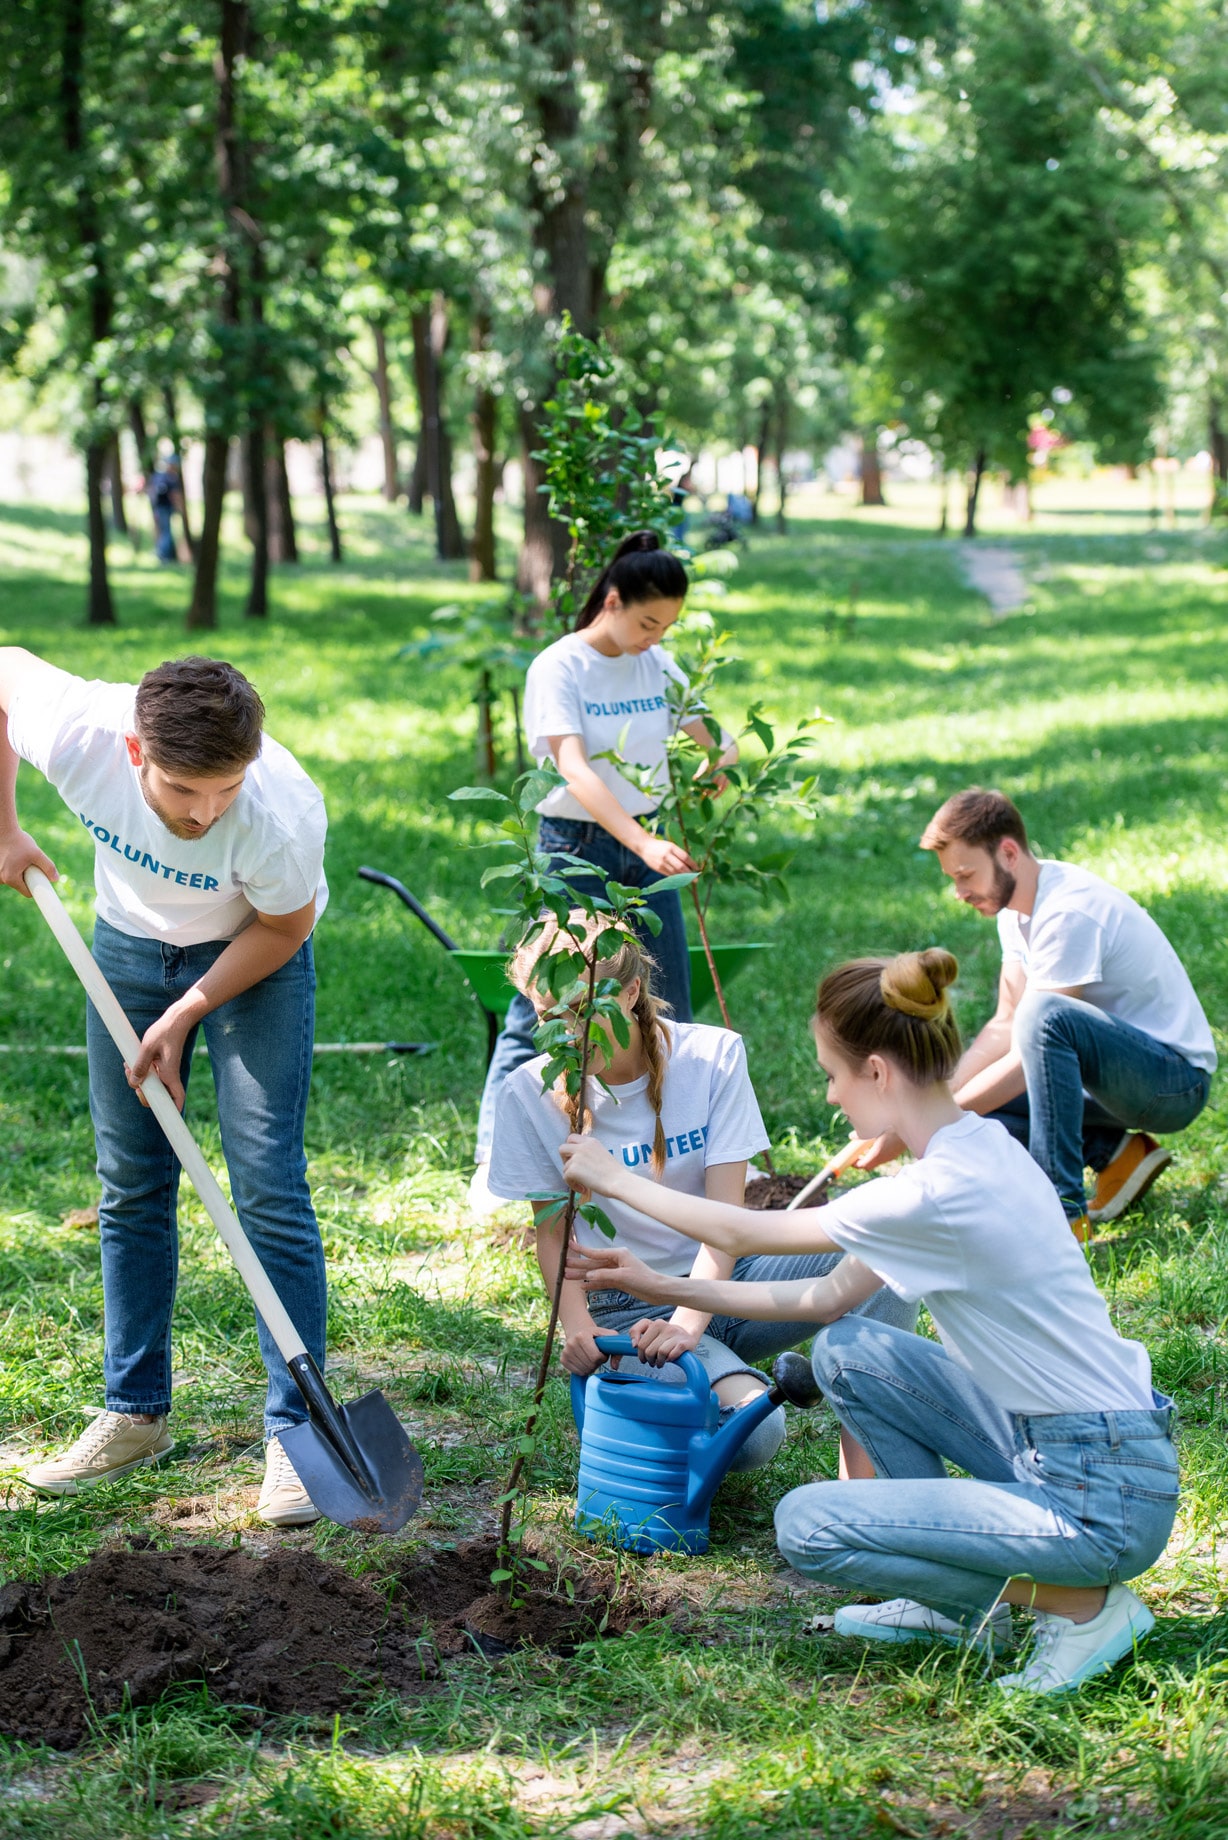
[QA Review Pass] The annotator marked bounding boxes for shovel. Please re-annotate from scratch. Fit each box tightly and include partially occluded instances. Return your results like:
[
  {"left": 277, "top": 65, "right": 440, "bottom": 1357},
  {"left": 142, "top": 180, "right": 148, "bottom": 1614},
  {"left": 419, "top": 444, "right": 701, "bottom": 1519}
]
[
  {"left": 785, "top": 1137, "right": 874, "bottom": 1211},
  {"left": 25, "top": 866, "right": 424, "bottom": 1534}
]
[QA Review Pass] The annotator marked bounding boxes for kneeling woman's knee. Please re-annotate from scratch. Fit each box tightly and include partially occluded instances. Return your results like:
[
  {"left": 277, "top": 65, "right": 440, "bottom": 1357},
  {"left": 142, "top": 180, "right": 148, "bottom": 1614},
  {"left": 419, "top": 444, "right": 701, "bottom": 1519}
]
[
  {"left": 774, "top": 1483, "right": 845, "bottom": 1567},
  {"left": 726, "top": 1402, "right": 786, "bottom": 1474},
  {"left": 810, "top": 1314, "right": 901, "bottom": 1390}
]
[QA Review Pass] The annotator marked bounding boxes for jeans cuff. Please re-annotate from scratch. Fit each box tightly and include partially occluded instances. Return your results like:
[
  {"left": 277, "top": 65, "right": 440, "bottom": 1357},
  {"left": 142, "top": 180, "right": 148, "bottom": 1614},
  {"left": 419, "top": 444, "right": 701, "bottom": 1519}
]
[{"left": 106, "top": 1399, "right": 172, "bottom": 1418}]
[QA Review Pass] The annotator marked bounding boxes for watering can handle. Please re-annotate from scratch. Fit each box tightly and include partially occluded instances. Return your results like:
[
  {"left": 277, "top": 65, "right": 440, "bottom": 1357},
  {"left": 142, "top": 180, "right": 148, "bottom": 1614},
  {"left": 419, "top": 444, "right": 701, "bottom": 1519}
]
[{"left": 594, "top": 1334, "right": 713, "bottom": 1404}]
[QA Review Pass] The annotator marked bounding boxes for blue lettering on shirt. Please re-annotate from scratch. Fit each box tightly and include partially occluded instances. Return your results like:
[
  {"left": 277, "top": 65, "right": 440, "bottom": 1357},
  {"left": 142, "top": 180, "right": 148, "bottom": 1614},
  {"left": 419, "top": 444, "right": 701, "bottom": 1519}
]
[
  {"left": 583, "top": 696, "right": 668, "bottom": 718},
  {"left": 621, "top": 1122, "right": 708, "bottom": 1168},
  {"left": 78, "top": 813, "right": 221, "bottom": 894}
]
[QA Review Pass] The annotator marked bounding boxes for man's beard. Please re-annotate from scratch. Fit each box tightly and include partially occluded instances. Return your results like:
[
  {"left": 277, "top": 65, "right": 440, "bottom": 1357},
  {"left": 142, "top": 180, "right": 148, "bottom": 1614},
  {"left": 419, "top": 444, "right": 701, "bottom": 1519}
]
[
  {"left": 988, "top": 857, "right": 1017, "bottom": 912},
  {"left": 139, "top": 768, "right": 216, "bottom": 842}
]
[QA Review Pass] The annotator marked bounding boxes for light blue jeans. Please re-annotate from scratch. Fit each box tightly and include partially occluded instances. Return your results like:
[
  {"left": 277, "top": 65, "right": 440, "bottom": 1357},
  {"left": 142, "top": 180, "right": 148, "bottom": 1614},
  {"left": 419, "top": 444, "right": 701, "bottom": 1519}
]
[
  {"left": 998, "top": 989, "right": 1211, "bottom": 1220},
  {"left": 87, "top": 919, "right": 327, "bottom": 1436},
  {"left": 475, "top": 813, "right": 693, "bottom": 1161},
  {"left": 587, "top": 1255, "right": 918, "bottom": 1473},
  {"left": 775, "top": 1319, "right": 1179, "bottom": 1622}
]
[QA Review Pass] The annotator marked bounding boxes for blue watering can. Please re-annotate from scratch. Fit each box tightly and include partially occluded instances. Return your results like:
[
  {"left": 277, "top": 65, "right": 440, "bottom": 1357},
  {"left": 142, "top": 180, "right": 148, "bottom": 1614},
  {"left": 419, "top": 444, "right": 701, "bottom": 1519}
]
[{"left": 570, "top": 1334, "right": 821, "bottom": 1554}]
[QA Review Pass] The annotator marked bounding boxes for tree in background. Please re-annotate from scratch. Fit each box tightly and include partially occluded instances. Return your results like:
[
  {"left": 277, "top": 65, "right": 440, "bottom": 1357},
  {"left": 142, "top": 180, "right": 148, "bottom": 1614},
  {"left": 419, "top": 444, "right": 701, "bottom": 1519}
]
[{"left": 869, "top": 0, "right": 1165, "bottom": 533}]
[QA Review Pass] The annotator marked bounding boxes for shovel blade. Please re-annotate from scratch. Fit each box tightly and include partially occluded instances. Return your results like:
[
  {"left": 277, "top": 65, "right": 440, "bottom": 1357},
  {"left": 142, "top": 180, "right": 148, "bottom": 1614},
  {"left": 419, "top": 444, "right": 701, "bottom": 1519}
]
[{"left": 280, "top": 1390, "right": 424, "bottom": 1534}]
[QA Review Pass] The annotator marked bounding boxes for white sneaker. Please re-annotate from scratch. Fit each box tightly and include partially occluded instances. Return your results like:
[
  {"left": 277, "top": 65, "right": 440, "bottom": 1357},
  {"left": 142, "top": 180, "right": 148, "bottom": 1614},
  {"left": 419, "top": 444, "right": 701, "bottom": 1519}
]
[
  {"left": 466, "top": 1161, "right": 506, "bottom": 1220},
  {"left": 996, "top": 1584, "right": 1155, "bottom": 1695},
  {"left": 257, "top": 1435, "right": 321, "bottom": 1527},
  {"left": 24, "top": 1412, "right": 173, "bottom": 1496},
  {"left": 834, "top": 1597, "right": 1014, "bottom": 1654}
]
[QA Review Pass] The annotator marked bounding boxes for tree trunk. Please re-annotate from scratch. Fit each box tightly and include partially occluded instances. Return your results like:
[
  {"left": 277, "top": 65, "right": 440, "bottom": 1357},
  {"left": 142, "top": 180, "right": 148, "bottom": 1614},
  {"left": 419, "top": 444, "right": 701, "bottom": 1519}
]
[
  {"left": 963, "top": 448, "right": 987, "bottom": 537},
  {"left": 773, "top": 389, "right": 789, "bottom": 534},
  {"left": 516, "top": 402, "right": 563, "bottom": 614},
  {"left": 859, "top": 429, "right": 885, "bottom": 507},
  {"left": 189, "top": 0, "right": 249, "bottom": 629},
  {"left": 129, "top": 398, "right": 154, "bottom": 475},
  {"left": 244, "top": 419, "right": 268, "bottom": 617},
  {"left": 105, "top": 432, "right": 128, "bottom": 534},
  {"left": 266, "top": 432, "right": 298, "bottom": 563},
  {"left": 318, "top": 406, "right": 342, "bottom": 563},
  {"left": 937, "top": 467, "right": 949, "bottom": 535},
  {"left": 410, "top": 296, "right": 465, "bottom": 560},
  {"left": 1210, "top": 395, "right": 1228, "bottom": 519},
  {"left": 61, "top": 0, "right": 116, "bottom": 624},
  {"left": 186, "top": 434, "right": 229, "bottom": 629},
  {"left": 470, "top": 311, "right": 499, "bottom": 582},
  {"left": 162, "top": 382, "right": 196, "bottom": 558},
  {"left": 748, "top": 399, "right": 772, "bottom": 526},
  {"left": 371, "top": 322, "right": 400, "bottom": 501}
]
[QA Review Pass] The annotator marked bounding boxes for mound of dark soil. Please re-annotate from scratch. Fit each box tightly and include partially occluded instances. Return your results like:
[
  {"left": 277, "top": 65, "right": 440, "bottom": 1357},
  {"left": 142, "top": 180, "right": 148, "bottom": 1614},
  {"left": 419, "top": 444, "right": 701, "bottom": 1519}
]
[
  {"left": 0, "top": 1535, "right": 671, "bottom": 1748},
  {"left": 0, "top": 1545, "right": 438, "bottom": 1750},
  {"left": 394, "top": 1536, "right": 662, "bottom": 1656}
]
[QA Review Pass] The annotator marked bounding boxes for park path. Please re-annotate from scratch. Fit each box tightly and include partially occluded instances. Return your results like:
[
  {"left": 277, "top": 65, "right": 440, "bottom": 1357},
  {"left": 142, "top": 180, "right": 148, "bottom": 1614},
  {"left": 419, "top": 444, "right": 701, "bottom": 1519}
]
[{"left": 959, "top": 543, "right": 1028, "bottom": 617}]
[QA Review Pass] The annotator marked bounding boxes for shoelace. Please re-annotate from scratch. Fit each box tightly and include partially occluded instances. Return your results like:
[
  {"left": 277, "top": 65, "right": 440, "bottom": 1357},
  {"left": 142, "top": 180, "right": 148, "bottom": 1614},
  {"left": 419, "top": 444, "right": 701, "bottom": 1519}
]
[
  {"left": 265, "top": 1440, "right": 300, "bottom": 1489},
  {"left": 66, "top": 1411, "right": 142, "bottom": 1462},
  {"left": 1020, "top": 1613, "right": 1064, "bottom": 1673}
]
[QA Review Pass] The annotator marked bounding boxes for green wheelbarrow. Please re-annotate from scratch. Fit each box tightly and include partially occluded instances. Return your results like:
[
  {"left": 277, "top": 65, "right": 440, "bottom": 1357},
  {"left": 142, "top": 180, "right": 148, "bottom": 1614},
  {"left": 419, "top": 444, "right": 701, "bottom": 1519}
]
[{"left": 358, "top": 866, "right": 767, "bottom": 1065}]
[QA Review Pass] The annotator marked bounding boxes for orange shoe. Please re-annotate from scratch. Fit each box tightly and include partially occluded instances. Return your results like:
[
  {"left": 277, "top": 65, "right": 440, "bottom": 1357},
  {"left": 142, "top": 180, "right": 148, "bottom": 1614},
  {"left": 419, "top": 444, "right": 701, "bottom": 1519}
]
[
  {"left": 1069, "top": 1213, "right": 1092, "bottom": 1244},
  {"left": 1088, "top": 1134, "right": 1173, "bottom": 1225}
]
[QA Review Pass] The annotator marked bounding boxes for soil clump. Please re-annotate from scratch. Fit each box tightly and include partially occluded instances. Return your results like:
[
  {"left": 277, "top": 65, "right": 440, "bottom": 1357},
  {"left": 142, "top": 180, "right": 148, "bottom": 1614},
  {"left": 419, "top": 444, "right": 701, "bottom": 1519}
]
[
  {"left": 745, "top": 1173, "right": 813, "bottom": 1209},
  {"left": 0, "top": 1544, "right": 438, "bottom": 1750},
  {"left": 394, "top": 1535, "right": 662, "bottom": 1656}
]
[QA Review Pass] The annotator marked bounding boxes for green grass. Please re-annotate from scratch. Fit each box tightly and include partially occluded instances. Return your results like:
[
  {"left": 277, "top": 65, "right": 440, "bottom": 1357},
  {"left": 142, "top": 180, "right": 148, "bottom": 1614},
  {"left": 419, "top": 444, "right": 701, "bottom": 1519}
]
[{"left": 1, "top": 486, "right": 1227, "bottom": 1835}]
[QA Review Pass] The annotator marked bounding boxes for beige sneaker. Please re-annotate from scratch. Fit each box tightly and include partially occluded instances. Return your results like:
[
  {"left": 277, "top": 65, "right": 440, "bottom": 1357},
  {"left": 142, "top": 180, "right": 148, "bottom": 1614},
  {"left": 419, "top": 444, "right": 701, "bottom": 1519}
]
[
  {"left": 258, "top": 1435, "right": 321, "bottom": 1527},
  {"left": 24, "top": 1411, "right": 172, "bottom": 1496}
]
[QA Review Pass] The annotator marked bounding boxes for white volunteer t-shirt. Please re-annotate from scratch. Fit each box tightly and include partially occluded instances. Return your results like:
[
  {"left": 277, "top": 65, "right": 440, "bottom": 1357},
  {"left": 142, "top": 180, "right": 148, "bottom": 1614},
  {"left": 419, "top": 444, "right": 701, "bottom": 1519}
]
[
  {"left": 524, "top": 631, "right": 688, "bottom": 820},
  {"left": 9, "top": 666, "right": 328, "bottom": 946},
  {"left": 488, "top": 1020, "right": 770, "bottom": 1275},
  {"left": 822, "top": 1113, "right": 1154, "bottom": 1414},
  {"left": 998, "top": 859, "right": 1215, "bottom": 1073}
]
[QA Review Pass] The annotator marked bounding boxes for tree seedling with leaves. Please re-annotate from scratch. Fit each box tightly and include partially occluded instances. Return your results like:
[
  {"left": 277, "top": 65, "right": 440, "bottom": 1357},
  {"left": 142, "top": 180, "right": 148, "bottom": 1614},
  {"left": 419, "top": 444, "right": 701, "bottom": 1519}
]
[
  {"left": 399, "top": 601, "right": 537, "bottom": 779},
  {"left": 538, "top": 315, "right": 684, "bottom": 632},
  {"left": 448, "top": 764, "right": 694, "bottom": 1596}
]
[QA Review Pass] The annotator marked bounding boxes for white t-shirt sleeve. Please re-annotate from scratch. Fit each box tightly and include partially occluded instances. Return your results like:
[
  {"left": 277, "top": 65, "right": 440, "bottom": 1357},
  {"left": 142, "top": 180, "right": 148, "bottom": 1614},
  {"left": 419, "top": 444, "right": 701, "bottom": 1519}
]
[
  {"left": 236, "top": 802, "right": 327, "bottom": 917},
  {"left": 1025, "top": 910, "right": 1105, "bottom": 992},
  {"left": 702, "top": 1033, "right": 771, "bottom": 1165},
  {"left": 7, "top": 665, "right": 124, "bottom": 782},
  {"left": 822, "top": 1167, "right": 966, "bottom": 1303},
  {"left": 524, "top": 648, "right": 585, "bottom": 751},
  {"left": 488, "top": 1071, "right": 564, "bottom": 1202}
]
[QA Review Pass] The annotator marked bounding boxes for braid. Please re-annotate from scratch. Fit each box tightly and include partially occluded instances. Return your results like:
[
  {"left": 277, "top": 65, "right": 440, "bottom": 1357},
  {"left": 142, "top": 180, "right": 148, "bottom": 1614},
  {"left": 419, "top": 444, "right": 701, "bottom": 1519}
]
[{"left": 634, "top": 987, "right": 672, "bottom": 1176}]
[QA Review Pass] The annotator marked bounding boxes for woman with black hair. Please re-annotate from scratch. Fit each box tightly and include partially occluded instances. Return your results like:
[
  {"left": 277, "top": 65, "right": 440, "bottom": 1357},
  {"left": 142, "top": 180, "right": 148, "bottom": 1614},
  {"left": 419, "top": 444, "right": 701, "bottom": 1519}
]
[{"left": 470, "top": 530, "right": 733, "bottom": 1210}]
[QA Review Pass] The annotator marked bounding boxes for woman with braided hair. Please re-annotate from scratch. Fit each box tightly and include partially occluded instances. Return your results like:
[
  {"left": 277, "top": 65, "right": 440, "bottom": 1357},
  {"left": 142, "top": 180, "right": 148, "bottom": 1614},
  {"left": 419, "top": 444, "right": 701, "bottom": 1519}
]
[
  {"left": 562, "top": 948, "right": 1177, "bottom": 1697},
  {"left": 487, "top": 916, "right": 916, "bottom": 1478}
]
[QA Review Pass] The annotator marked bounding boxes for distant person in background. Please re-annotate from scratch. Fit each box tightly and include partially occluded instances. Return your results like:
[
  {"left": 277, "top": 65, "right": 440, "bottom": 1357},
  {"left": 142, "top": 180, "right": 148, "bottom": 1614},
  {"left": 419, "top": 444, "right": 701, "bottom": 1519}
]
[
  {"left": 860, "top": 789, "right": 1214, "bottom": 1237},
  {"left": 146, "top": 442, "right": 183, "bottom": 563}
]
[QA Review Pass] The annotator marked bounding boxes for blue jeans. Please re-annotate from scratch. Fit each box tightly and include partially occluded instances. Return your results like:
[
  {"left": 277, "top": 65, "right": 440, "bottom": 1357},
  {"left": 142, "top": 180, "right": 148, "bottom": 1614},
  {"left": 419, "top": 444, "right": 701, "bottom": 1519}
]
[
  {"left": 151, "top": 500, "right": 176, "bottom": 562},
  {"left": 586, "top": 1255, "right": 918, "bottom": 1473},
  {"left": 775, "top": 1319, "right": 1179, "bottom": 1621},
  {"left": 87, "top": 919, "right": 327, "bottom": 1437},
  {"left": 476, "top": 814, "right": 693, "bottom": 1160},
  {"left": 1001, "top": 989, "right": 1212, "bottom": 1219}
]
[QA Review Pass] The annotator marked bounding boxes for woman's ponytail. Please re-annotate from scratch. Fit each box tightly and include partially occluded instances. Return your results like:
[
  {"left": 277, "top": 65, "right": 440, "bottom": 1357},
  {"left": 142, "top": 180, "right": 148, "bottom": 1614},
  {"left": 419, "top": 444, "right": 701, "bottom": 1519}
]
[{"left": 576, "top": 530, "right": 689, "bottom": 630}]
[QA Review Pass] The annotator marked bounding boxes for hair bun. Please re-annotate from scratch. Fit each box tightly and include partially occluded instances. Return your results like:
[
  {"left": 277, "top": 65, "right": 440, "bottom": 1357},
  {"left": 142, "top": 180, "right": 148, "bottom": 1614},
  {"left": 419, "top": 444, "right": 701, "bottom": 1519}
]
[{"left": 879, "top": 948, "right": 958, "bottom": 1021}]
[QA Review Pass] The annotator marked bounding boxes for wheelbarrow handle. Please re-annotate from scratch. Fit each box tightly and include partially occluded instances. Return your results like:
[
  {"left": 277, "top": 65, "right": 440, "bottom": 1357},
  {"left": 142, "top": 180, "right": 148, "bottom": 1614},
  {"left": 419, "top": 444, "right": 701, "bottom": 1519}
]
[
  {"left": 24, "top": 867, "right": 308, "bottom": 1367},
  {"left": 357, "top": 866, "right": 459, "bottom": 953}
]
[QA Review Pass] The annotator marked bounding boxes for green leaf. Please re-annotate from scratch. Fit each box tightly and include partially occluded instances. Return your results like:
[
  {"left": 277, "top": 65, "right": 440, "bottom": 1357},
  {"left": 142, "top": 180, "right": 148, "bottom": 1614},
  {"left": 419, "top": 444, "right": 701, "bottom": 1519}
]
[
  {"left": 449, "top": 786, "right": 511, "bottom": 803},
  {"left": 579, "top": 1202, "right": 618, "bottom": 1240},
  {"left": 489, "top": 1569, "right": 515, "bottom": 1585},
  {"left": 480, "top": 863, "right": 524, "bottom": 886},
  {"left": 646, "top": 872, "right": 697, "bottom": 893}
]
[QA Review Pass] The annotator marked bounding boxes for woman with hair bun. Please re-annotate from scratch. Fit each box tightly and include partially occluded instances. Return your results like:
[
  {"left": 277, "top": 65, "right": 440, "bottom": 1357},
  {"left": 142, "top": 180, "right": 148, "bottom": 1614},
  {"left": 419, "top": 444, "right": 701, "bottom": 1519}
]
[
  {"left": 471, "top": 531, "right": 732, "bottom": 1209},
  {"left": 561, "top": 947, "right": 1178, "bottom": 1698}
]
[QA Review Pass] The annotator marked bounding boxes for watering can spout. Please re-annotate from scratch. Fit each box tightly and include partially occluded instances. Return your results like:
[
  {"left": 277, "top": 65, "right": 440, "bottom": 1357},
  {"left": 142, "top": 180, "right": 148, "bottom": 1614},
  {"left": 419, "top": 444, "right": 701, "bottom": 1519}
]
[{"left": 684, "top": 1388, "right": 782, "bottom": 1521}]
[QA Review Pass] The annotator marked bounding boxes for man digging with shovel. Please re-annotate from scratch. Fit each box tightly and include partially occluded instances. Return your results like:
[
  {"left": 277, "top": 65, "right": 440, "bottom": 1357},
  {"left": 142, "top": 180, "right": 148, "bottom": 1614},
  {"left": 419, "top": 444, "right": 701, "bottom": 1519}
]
[{"left": 0, "top": 649, "right": 328, "bottom": 1526}]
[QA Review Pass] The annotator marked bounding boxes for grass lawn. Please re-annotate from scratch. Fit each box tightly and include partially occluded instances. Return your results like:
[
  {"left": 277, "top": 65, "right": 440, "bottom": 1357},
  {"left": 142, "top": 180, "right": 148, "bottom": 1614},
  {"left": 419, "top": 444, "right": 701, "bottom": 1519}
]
[{"left": 0, "top": 485, "right": 1226, "bottom": 1836}]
